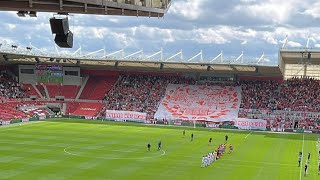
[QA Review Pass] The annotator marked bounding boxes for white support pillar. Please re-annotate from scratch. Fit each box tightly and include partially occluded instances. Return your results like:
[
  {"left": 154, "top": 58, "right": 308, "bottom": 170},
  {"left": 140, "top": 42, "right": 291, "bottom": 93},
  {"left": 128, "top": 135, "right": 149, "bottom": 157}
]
[
  {"left": 257, "top": 52, "right": 265, "bottom": 64},
  {"left": 146, "top": 49, "right": 163, "bottom": 61},
  {"left": 234, "top": 51, "right": 244, "bottom": 63},
  {"left": 306, "top": 35, "right": 311, "bottom": 49},
  {"left": 282, "top": 35, "right": 288, "bottom": 49},
  {"left": 210, "top": 51, "right": 223, "bottom": 63},
  {"left": 103, "top": 49, "right": 124, "bottom": 58},
  {"left": 81, "top": 49, "right": 105, "bottom": 57},
  {"left": 187, "top": 50, "right": 203, "bottom": 62},
  {"left": 123, "top": 49, "right": 143, "bottom": 59},
  {"left": 29, "top": 43, "right": 47, "bottom": 55},
  {"left": 55, "top": 45, "right": 60, "bottom": 56},
  {"left": 72, "top": 47, "right": 82, "bottom": 56},
  {"left": 165, "top": 49, "right": 183, "bottom": 62}
]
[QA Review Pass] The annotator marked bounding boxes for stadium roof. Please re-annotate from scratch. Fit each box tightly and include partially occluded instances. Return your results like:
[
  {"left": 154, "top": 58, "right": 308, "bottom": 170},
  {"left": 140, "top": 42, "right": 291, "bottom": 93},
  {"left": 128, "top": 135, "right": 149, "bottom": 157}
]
[
  {"left": 0, "top": 0, "right": 170, "bottom": 17},
  {"left": 0, "top": 42, "right": 281, "bottom": 76}
]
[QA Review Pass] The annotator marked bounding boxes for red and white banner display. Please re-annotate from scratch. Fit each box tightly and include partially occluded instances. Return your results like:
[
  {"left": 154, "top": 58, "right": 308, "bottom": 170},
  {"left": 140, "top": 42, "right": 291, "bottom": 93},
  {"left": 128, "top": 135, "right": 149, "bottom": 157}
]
[
  {"left": 154, "top": 84, "right": 241, "bottom": 122},
  {"left": 232, "top": 118, "right": 267, "bottom": 130},
  {"left": 105, "top": 110, "right": 147, "bottom": 121}
]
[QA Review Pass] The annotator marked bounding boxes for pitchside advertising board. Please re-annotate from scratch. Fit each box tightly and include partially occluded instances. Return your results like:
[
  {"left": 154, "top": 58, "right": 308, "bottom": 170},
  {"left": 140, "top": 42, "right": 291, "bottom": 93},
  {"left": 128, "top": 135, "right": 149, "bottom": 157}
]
[
  {"left": 35, "top": 64, "right": 63, "bottom": 83},
  {"left": 105, "top": 110, "right": 147, "bottom": 122},
  {"left": 232, "top": 118, "right": 267, "bottom": 130}
]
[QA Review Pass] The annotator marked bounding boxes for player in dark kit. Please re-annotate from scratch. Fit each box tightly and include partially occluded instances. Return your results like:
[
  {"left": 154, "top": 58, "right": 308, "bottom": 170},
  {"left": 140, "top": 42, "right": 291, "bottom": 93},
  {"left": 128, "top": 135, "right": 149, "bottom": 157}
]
[
  {"left": 318, "top": 163, "right": 320, "bottom": 175},
  {"left": 225, "top": 135, "right": 228, "bottom": 143},
  {"left": 298, "top": 152, "right": 302, "bottom": 167},
  {"left": 158, "top": 141, "right": 162, "bottom": 151},
  {"left": 183, "top": 130, "right": 185, "bottom": 137},
  {"left": 208, "top": 138, "right": 212, "bottom": 145},
  {"left": 304, "top": 163, "right": 308, "bottom": 176},
  {"left": 307, "top": 152, "right": 311, "bottom": 164},
  {"left": 191, "top": 133, "right": 194, "bottom": 141},
  {"left": 147, "top": 143, "right": 151, "bottom": 151}
]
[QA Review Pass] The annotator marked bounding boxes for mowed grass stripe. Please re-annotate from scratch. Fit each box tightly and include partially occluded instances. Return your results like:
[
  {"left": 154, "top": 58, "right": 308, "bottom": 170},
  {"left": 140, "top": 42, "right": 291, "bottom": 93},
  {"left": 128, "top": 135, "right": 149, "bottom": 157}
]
[{"left": 0, "top": 119, "right": 318, "bottom": 180}]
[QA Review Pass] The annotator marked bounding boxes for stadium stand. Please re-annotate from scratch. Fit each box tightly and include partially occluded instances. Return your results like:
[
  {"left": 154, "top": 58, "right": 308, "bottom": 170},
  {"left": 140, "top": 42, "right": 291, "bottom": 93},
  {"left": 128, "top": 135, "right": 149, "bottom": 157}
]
[
  {"left": 46, "top": 84, "right": 80, "bottom": 99},
  {"left": 0, "top": 67, "right": 320, "bottom": 130},
  {"left": 80, "top": 76, "right": 117, "bottom": 100},
  {"left": 46, "top": 84, "right": 60, "bottom": 98},
  {"left": 66, "top": 102, "right": 80, "bottom": 115},
  {"left": 36, "top": 84, "right": 47, "bottom": 98},
  {"left": 22, "top": 84, "right": 41, "bottom": 98},
  {"left": 0, "top": 103, "right": 27, "bottom": 120},
  {"left": 60, "top": 85, "right": 80, "bottom": 99},
  {"left": 72, "top": 102, "right": 104, "bottom": 116},
  {"left": 0, "top": 71, "right": 25, "bottom": 99}
]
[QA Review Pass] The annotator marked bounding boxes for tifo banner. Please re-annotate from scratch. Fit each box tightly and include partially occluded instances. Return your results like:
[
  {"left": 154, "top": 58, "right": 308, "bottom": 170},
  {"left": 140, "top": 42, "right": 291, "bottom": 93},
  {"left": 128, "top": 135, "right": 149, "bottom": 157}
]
[
  {"left": 105, "top": 110, "right": 147, "bottom": 121},
  {"left": 232, "top": 118, "right": 267, "bottom": 130},
  {"left": 154, "top": 84, "right": 241, "bottom": 122}
]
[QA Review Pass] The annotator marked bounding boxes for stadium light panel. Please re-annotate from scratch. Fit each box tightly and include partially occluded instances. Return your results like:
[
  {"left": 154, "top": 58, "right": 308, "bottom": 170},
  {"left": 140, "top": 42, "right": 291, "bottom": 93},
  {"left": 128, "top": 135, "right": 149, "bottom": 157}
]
[
  {"left": 29, "top": 11, "right": 37, "bottom": 17},
  {"left": 160, "top": 63, "right": 164, "bottom": 70},
  {"left": 3, "top": 55, "right": 9, "bottom": 61},
  {"left": 17, "top": 11, "right": 27, "bottom": 17}
]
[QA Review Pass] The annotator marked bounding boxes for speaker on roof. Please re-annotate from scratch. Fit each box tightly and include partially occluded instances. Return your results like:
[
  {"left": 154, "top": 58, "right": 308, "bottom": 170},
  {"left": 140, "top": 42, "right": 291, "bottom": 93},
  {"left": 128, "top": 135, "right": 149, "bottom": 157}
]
[
  {"left": 160, "top": 63, "right": 164, "bottom": 70},
  {"left": 54, "top": 31, "right": 73, "bottom": 48},
  {"left": 50, "top": 17, "right": 69, "bottom": 35},
  {"left": 308, "top": 52, "right": 311, "bottom": 59}
]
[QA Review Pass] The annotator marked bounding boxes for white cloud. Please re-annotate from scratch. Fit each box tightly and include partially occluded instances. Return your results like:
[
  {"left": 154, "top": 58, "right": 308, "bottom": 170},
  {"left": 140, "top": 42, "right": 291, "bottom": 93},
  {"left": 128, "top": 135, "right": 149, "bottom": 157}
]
[
  {"left": 0, "top": 37, "right": 16, "bottom": 45},
  {"left": 287, "top": 41, "right": 302, "bottom": 48},
  {"left": 1, "top": 0, "right": 320, "bottom": 60},
  {"left": 241, "top": 40, "right": 248, "bottom": 45},
  {"left": 262, "top": 32, "right": 278, "bottom": 45},
  {"left": 6, "top": 23, "right": 16, "bottom": 30},
  {"left": 134, "top": 26, "right": 175, "bottom": 43},
  {"left": 170, "top": 0, "right": 204, "bottom": 20},
  {"left": 236, "top": 0, "right": 304, "bottom": 23},
  {"left": 193, "top": 28, "right": 229, "bottom": 44},
  {"left": 73, "top": 26, "right": 134, "bottom": 47},
  {"left": 303, "top": 2, "right": 320, "bottom": 18}
]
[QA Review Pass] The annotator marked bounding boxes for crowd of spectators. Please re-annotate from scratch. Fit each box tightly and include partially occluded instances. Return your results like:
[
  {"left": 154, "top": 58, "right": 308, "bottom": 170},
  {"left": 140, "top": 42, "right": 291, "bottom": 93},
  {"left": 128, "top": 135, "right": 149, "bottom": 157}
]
[
  {"left": 0, "top": 68, "right": 319, "bottom": 129},
  {"left": 239, "top": 77, "right": 320, "bottom": 130},
  {"left": 240, "top": 80, "right": 279, "bottom": 110},
  {"left": 104, "top": 75, "right": 195, "bottom": 120},
  {"left": 0, "top": 71, "right": 25, "bottom": 99},
  {"left": 104, "top": 75, "right": 320, "bottom": 129},
  {"left": 240, "top": 77, "right": 320, "bottom": 112}
]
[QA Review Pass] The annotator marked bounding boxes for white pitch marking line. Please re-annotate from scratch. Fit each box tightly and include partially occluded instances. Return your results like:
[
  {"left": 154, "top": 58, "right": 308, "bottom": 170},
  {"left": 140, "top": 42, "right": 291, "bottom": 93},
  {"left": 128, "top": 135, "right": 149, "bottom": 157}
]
[
  {"left": 299, "top": 134, "right": 305, "bottom": 180},
  {"left": 63, "top": 145, "right": 166, "bottom": 160},
  {"left": 245, "top": 131, "right": 252, "bottom": 139}
]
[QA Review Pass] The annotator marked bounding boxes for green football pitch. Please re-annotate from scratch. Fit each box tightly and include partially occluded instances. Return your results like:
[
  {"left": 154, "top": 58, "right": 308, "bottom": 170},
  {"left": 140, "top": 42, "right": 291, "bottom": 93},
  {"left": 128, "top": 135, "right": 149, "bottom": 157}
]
[{"left": 0, "top": 119, "right": 319, "bottom": 180}]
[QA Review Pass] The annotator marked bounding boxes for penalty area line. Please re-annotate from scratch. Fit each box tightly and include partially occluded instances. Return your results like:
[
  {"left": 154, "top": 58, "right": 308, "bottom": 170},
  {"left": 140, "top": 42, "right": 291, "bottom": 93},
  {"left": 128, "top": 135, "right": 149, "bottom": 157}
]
[{"left": 245, "top": 131, "right": 252, "bottom": 139}]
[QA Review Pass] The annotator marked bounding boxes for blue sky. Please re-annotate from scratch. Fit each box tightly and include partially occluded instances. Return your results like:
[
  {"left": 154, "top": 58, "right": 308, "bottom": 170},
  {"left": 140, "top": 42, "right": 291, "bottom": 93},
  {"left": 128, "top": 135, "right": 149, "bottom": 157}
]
[{"left": 1, "top": 0, "right": 320, "bottom": 63}]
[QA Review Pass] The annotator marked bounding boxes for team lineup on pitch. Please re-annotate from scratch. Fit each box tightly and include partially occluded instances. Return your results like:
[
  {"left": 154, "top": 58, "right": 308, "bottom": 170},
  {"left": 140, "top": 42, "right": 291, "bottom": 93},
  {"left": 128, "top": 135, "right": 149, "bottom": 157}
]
[{"left": 1, "top": 119, "right": 319, "bottom": 180}]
